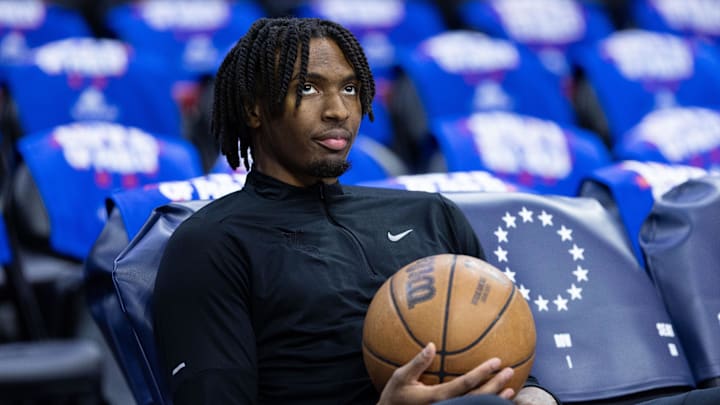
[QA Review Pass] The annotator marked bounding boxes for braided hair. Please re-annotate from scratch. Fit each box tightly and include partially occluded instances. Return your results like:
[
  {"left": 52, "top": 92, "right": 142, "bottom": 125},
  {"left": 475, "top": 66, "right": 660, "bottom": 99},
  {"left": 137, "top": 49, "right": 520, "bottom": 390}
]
[{"left": 212, "top": 17, "right": 376, "bottom": 170}]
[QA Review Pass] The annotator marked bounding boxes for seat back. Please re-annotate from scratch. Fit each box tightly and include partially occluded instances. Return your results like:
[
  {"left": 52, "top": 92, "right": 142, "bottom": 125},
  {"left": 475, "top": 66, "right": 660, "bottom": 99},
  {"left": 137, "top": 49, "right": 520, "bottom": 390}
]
[
  {"left": 448, "top": 191, "right": 695, "bottom": 402},
  {"left": 105, "top": 0, "right": 265, "bottom": 82},
  {"left": 16, "top": 121, "right": 203, "bottom": 260},
  {"left": 580, "top": 160, "right": 711, "bottom": 267},
  {"left": 574, "top": 29, "right": 720, "bottom": 144},
  {"left": 1, "top": 37, "right": 183, "bottom": 137},
  {"left": 0, "top": 1, "right": 91, "bottom": 63},
  {"left": 640, "top": 174, "right": 720, "bottom": 387},
  {"left": 113, "top": 200, "right": 210, "bottom": 405},
  {"left": 614, "top": 106, "right": 720, "bottom": 170},
  {"left": 432, "top": 111, "right": 611, "bottom": 195},
  {"left": 359, "top": 170, "right": 526, "bottom": 193},
  {"left": 86, "top": 174, "right": 244, "bottom": 405},
  {"left": 632, "top": 0, "right": 720, "bottom": 46},
  {"left": 458, "top": 0, "right": 615, "bottom": 78},
  {"left": 398, "top": 30, "right": 575, "bottom": 127}
]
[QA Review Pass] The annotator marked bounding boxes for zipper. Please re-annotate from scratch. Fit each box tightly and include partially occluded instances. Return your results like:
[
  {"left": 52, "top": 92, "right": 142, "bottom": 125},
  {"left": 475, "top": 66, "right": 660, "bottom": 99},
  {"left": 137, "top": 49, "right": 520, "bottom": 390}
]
[{"left": 318, "top": 183, "right": 378, "bottom": 277}]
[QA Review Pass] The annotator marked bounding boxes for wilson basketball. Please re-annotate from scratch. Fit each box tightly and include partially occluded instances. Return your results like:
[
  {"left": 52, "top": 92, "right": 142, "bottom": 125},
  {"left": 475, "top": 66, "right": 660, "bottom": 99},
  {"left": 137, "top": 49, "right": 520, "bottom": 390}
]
[{"left": 362, "top": 254, "right": 536, "bottom": 394}]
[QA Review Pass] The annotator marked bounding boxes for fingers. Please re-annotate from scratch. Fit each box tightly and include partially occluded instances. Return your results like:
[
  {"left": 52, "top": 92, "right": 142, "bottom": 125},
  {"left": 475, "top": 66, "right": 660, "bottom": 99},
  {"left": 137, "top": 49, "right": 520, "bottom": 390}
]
[
  {"left": 391, "top": 342, "right": 436, "bottom": 384},
  {"left": 431, "top": 358, "right": 515, "bottom": 400}
]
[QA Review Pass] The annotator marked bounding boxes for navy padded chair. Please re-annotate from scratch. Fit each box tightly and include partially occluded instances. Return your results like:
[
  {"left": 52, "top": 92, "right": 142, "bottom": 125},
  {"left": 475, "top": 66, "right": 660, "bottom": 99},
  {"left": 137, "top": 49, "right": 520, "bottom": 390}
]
[
  {"left": 105, "top": 0, "right": 265, "bottom": 83},
  {"left": 580, "top": 160, "right": 712, "bottom": 268},
  {"left": 614, "top": 106, "right": 720, "bottom": 169},
  {"left": 0, "top": 37, "right": 184, "bottom": 137},
  {"left": 632, "top": 0, "right": 720, "bottom": 46},
  {"left": 85, "top": 174, "right": 245, "bottom": 405},
  {"left": 0, "top": 1, "right": 91, "bottom": 63},
  {"left": 447, "top": 191, "right": 696, "bottom": 403},
  {"left": 640, "top": 174, "right": 720, "bottom": 388},
  {"left": 104, "top": 189, "right": 698, "bottom": 404},
  {"left": 431, "top": 111, "right": 611, "bottom": 196},
  {"left": 574, "top": 29, "right": 720, "bottom": 145},
  {"left": 458, "top": 0, "right": 615, "bottom": 79}
]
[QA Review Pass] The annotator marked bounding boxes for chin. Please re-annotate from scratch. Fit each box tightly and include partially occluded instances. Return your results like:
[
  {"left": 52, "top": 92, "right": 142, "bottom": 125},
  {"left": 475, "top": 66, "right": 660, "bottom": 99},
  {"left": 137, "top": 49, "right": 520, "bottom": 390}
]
[{"left": 308, "top": 158, "right": 351, "bottom": 178}]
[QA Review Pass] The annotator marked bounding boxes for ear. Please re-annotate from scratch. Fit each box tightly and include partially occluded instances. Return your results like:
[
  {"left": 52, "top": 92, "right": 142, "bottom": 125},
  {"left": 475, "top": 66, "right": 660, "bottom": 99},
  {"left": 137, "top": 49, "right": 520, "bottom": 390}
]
[{"left": 246, "top": 103, "right": 262, "bottom": 128}]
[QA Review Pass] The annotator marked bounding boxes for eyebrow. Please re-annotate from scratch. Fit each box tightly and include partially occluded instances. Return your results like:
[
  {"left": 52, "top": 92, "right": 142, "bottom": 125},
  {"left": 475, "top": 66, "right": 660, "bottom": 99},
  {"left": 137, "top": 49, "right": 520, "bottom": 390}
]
[{"left": 293, "top": 72, "right": 358, "bottom": 83}]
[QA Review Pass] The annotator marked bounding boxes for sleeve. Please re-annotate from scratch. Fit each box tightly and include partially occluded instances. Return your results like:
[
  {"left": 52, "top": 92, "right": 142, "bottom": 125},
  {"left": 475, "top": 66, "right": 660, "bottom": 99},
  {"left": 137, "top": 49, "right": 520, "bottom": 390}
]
[
  {"left": 153, "top": 216, "right": 257, "bottom": 404},
  {"left": 438, "top": 194, "right": 486, "bottom": 260}
]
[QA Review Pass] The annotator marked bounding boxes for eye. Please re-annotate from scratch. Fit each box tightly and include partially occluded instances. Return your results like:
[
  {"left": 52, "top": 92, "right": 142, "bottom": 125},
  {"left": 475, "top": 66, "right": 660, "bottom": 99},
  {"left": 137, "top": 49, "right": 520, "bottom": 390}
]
[
  {"left": 343, "top": 84, "right": 358, "bottom": 95},
  {"left": 300, "top": 83, "right": 318, "bottom": 95}
]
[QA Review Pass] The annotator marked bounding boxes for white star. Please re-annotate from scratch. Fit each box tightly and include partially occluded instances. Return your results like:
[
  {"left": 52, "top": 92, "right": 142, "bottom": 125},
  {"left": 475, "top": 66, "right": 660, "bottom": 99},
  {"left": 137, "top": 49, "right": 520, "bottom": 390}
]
[
  {"left": 518, "top": 206, "right": 533, "bottom": 223},
  {"left": 494, "top": 246, "right": 508, "bottom": 262},
  {"left": 494, "top": 227, "right": 508, "bottom": 243},
  {"left": 557, "top": 225, "right": 573, "bottom": 241},
  {"left": 534, "top": 295, "right": 549, "bottom": 311},
  {"left": 567, "top": 284, "right": 583, "bottom": 300},
  {"left": 519, "top": 284, "right": 531, "bottom": 300},
  {"left": 573, "top": 265, "right": 589, "bottom": 282},
  {"left": 553, "top": 294, "right": 569, "bottom": 311},
  {"left": 502, "top": 212, "right": 517, "bottom": 228},
  {"left": 503, "top": 267, "right": 516, "bottom": 282},
  {"left": 538, "top": 210, "right": 553, "bottom": 227},
  {"left": 569, "top": 244, "right": 585, "bottom": 261}
]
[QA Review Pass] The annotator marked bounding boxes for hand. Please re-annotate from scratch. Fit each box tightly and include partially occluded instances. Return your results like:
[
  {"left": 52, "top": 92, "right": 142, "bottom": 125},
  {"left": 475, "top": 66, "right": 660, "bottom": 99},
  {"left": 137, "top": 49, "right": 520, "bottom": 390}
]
[
  {"left": 513, "top": 386, "right": 558, "bottom": 405},
  {"left": 377, "top": 342, "right": 516, "bottom": 405}
]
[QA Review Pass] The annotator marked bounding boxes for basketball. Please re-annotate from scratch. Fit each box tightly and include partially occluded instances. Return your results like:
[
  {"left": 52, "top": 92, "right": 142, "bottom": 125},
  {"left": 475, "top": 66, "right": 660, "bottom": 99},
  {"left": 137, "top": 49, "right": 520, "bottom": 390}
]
[{"left": 362, "top": 254, "right": 536, "bottom": 394}]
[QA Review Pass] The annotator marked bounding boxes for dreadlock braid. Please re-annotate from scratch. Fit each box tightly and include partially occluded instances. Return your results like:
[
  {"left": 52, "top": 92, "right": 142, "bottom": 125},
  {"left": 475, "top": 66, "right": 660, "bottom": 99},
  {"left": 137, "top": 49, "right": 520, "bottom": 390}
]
[{"left": 211, "top": 17, "right": 376, "bottom": 171}]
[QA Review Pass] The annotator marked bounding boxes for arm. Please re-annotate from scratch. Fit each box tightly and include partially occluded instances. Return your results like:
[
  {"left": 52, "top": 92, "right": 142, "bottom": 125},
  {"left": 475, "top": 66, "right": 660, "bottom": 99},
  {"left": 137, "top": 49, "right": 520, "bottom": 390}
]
[{"left": 153, "top": 217, "right": 256, "bottom": 404}]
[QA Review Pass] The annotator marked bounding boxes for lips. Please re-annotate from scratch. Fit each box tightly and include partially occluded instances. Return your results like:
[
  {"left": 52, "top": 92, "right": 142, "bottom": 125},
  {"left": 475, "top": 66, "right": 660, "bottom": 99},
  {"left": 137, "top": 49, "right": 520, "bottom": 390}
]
[{"left": 316, "top": 129, "right": 351, "bottom": 152}]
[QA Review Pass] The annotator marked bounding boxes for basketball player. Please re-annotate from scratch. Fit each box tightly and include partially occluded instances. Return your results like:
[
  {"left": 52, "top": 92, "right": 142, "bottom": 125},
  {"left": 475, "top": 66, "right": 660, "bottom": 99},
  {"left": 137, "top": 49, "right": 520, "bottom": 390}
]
[{"left": 152, "top": 17, "right": 559, "bottom": 404}]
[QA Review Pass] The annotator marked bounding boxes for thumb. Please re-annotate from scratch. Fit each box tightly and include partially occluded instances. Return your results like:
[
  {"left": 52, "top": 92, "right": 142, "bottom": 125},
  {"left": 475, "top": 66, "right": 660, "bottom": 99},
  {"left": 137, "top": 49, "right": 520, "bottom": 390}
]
[{"left": 395, "top": 342, "right": 436, "bottom": 383}]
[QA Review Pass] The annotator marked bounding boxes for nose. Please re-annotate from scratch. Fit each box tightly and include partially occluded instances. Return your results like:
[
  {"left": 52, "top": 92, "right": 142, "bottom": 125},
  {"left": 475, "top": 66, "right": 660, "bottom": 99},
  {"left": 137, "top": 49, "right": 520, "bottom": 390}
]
[{"left": 322, "top": 92, "right": 350, "bottom": 122}]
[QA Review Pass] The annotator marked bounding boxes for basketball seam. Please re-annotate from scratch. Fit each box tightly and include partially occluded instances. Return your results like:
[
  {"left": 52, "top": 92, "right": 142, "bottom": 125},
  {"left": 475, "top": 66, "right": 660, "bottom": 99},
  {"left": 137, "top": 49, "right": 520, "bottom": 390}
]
[
  {"left": 362, "top": 342, "right": 464, "bottom": 377},
  {"left": 438, "top": 254, "right": 458, "bottom": 382},
  {"left": 389, "top": 271, "right": 427, "bottom": 350},
  {"left": 445, "top": 283, "right": 517, "bottom": 355}
]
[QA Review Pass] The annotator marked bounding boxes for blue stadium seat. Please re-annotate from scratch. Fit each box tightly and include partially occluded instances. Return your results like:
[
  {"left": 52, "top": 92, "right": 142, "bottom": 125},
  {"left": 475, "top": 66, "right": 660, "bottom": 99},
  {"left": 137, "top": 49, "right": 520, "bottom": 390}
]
[
  {"left": 0, "top": 1, "right": 91, "bottom": 63},
  {"left": 579, "top": 160, "right": 712, "bottom": 268},
  {"left": 101, "top": 190, "right": 699, "bottom": 405},
  {"left": 640, "top": 174, "right": 720, "bottom": 388},
  {"left": 431, "top": 111, "right": 611, "bottom": 196},
  {"left": 340, "top": 135, "right": 408, "bottom": 184},
  {"left": 448, "top": 191, "right": 695, "bottom": 402},
  {"left": 458, "top": 0, "right": 615, "bottom": 79},
  {"left": 574, "top": 29, "right": 720, "bottom": 145},
  {"left": 105, "top": 0, "right": 265, "bottom": 83},
  {"left": 0, "top": 37, "right": 184, "bottom": 137},
  {"left": 14, "top": 121, "right": 203, "bottom": 260},
  {"left": 397, "top": 30, "right": 576, "bottom": 128},
  {"left": 614, "top": 106, "right": 720, "bottom": 169},
  {"left": 632, "top": 0, "right": 720, "bottom": 46},
  {"left": 359, "top": 170, "right": 526, "bottom": 193}
]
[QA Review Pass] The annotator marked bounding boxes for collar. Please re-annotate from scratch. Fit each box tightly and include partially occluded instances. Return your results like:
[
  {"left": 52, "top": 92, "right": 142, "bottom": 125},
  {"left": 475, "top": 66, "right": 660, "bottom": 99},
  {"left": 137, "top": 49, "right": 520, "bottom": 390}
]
[{"left": 244, "top": 169, "right": 345, "bottom": 201}]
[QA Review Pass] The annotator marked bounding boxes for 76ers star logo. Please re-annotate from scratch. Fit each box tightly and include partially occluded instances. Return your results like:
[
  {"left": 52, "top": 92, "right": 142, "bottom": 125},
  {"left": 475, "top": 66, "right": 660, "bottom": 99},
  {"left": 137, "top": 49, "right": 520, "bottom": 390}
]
[{"left": 491, "top": 206, "right": 589, "bottom": 312}]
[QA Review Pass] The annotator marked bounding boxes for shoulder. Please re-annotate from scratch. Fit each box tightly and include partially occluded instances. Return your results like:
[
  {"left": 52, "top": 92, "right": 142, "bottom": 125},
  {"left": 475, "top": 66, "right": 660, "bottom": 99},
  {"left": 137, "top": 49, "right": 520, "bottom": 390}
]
[{"left": 343, "top": 185, "right": 447, "bottom": 203}]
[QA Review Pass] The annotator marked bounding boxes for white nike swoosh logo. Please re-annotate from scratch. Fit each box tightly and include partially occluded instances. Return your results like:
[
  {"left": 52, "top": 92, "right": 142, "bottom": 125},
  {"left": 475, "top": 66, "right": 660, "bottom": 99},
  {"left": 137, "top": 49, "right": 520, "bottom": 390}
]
[{"left": 387, "top": 229, "right": 413, "bottom": 242}]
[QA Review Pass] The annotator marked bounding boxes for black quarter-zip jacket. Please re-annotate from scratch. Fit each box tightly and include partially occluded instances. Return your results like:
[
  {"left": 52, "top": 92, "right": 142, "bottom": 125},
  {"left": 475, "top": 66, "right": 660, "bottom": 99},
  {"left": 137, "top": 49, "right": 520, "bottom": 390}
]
[{"left": 154, "top": 169, "right": 486, "bottom": 404}]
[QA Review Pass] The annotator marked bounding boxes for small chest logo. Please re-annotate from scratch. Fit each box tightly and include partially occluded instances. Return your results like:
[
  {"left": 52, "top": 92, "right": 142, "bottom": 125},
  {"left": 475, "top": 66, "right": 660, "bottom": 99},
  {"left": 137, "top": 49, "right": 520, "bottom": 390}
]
[{"left": 387, "top": 229, "right": 413, "bottom": 242}]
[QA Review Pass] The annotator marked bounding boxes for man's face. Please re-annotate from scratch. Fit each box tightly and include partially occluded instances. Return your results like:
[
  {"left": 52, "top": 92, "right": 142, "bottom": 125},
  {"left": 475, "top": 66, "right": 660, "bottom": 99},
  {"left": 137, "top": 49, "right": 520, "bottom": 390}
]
[{"left": 251, "top": 37, "right": 363, "bottom": 187}]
